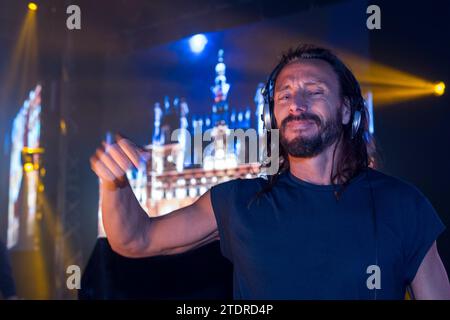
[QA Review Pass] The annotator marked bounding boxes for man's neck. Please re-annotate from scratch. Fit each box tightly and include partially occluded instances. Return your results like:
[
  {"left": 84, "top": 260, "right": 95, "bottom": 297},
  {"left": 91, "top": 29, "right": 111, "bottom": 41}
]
[{"left": 288, "top": 142, "right": 340, "bottom": 186}]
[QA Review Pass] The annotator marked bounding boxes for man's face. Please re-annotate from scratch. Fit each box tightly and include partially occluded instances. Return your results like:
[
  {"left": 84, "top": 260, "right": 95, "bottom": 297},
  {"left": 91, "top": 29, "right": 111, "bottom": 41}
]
[{"left": 273, "top": 59, "right": 351, "bottom": 158}]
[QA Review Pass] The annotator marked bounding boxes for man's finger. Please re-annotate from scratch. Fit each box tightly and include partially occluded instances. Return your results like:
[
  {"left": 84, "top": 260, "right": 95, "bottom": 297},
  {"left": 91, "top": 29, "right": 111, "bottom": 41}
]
[
  {"left": 116, "top": 137, "right": 142, "bottom": 168},
  {"left": 107, "top": 143, "right": 134, "bottom": 172},
  {"left": 90, "top": 155, "right": 116, "bottom": 182},
  {"left": 96, "top": 148, "right": 125, "bottom": 179}
]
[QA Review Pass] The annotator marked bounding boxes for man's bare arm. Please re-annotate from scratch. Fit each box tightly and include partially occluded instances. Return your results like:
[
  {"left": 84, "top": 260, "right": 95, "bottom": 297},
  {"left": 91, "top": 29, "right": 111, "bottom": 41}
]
[
  {"left": 410, "top": 241, "right": 450, "bottom": 299},
  {"left": 91, "top": 136, "right": 218, "bottom": 258}
]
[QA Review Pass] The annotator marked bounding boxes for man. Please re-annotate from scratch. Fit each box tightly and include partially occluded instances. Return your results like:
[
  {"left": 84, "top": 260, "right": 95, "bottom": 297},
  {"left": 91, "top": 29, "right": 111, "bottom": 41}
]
[{"left": 90, "top": 44, "right": 450, "bottom": 299}]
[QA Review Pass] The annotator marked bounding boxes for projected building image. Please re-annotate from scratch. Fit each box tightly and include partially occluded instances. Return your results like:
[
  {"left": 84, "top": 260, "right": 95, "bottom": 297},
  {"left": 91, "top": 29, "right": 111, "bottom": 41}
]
[
  {"left": 98, "top": 50, "right": 266, "bottom": 235},
  {"left": 7, "top": 85, "right": 43, "bottom": 250}
]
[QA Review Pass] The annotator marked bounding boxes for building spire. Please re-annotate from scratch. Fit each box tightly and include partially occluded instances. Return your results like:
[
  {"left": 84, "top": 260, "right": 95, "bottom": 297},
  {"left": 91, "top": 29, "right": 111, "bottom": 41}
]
[{"left": 211, "top": 49, "right": 230, "bottom": 125}]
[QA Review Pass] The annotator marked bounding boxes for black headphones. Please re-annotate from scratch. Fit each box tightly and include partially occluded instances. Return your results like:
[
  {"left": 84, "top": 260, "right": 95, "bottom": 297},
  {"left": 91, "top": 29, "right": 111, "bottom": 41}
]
[{"left": 260, "top": 60, "right": 363, "bottom": 140}]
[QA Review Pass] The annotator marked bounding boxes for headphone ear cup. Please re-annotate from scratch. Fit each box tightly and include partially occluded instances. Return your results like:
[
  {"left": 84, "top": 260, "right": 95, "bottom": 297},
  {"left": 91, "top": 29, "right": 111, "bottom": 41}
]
[
  {"left": 351, "top": 110, "right": 362, "bottom": 139},
  {"left": 262, "top": 100, "right": 273, "bottom": 131},
  {"left": 261, "top": 63, "right": 284, "bottom": 131}
]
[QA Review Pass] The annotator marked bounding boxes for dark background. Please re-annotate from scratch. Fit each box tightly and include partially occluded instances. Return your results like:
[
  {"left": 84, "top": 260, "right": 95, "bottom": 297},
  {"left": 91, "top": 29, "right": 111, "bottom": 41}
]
[{"left": 0, "top": 0, "right": 449, "bottom": 298}]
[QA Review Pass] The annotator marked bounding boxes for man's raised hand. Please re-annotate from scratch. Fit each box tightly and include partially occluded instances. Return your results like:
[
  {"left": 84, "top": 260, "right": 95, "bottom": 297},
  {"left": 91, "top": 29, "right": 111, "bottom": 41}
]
[{"left": 90, "top": 134, "right": 149, "bottom": 189}]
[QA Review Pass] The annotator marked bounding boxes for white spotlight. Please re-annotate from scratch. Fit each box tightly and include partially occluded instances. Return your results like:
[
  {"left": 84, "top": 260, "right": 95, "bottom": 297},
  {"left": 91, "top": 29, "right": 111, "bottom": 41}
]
[{"left": 189, "top": 34, "right": 207, "bottom": 53}]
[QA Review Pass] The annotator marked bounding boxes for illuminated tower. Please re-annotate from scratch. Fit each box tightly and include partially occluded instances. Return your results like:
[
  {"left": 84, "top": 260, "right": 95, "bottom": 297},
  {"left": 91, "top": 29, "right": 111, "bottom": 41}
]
[
  {"left": 211, "top": 49, "right": 230, "bottom": 126},
  {"left": 151, "top": 96, "right": 187, "bottom": 174},
  {"left": 179, "top": 98, "right": 191, "bottom": 167},
  {"left": 203, "top": 49, "right": 239, "bottom": 170},
  {"left": 152, "top": 102, "right": 162, "bottom": 145}
]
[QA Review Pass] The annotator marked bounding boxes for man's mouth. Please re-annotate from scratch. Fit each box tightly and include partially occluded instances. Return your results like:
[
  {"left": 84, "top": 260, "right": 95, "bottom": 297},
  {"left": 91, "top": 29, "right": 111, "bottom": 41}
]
[{"left": 286, "top": 119, "right": 316, "bottom": 130}]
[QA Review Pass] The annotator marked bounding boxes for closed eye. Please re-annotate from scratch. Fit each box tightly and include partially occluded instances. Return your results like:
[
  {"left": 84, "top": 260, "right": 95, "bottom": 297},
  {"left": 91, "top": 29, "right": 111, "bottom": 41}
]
[{"left": 278, "top": 94, "right": 291, "bottom": 101}]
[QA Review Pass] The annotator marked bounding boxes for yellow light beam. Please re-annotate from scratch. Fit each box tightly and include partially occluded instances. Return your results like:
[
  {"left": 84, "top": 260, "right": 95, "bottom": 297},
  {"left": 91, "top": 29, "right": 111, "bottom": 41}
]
[
  {"left": 0, "top": 7, "right": 39, "bottom": 102},
  {"left": 338, "top": 51, "right": 444, "bottom": 106},
  {"left": 370, "top": 86, "right": 434, "bottom": 106}
]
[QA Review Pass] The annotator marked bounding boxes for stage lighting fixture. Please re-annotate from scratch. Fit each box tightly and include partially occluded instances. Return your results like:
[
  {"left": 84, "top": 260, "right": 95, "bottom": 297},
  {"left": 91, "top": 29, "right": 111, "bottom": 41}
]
[
  {"left": 434, "top": 82, "right": 445, "bottom": 96},
  {"left": 24, "top": 162, "right": 35, "bottom": 172},
  {"left": 21, "top": 147, "right": 44, "bottom": 172},
  {"left": 28, "top": 2, "right": 38, "bottom": 11},
  {"left": 189, "top": 34, "right": 208, "bottom": 53}
]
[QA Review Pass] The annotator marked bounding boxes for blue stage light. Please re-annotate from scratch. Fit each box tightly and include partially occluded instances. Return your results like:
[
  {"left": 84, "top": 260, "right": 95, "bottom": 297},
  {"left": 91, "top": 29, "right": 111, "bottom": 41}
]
[{"left": 189, "top": 34, "right": 207, "bottom": 53}]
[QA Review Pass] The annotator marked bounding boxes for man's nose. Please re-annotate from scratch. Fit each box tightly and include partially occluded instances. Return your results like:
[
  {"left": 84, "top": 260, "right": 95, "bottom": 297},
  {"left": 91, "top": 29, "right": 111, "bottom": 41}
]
[{"left": 289, "top": 93, "right": 308, "bottom": 115}]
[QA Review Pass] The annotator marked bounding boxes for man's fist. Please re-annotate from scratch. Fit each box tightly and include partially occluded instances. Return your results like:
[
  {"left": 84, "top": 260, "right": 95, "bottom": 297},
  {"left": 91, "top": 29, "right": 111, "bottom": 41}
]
[{"left": 90, "top": 134, "right": 149, "bottom": 189}]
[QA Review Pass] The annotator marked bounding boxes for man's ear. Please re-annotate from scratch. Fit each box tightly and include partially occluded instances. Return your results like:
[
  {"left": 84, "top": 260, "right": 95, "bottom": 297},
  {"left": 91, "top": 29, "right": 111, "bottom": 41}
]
[{"left": 341, "top": 98, "right": 351, "bottom": 125}]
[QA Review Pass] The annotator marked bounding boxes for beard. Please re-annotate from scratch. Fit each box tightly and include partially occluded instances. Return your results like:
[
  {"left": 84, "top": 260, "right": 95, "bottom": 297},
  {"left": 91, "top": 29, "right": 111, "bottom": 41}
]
[{"left": 279, "top": 111, "right": 342, "bottom": 158}]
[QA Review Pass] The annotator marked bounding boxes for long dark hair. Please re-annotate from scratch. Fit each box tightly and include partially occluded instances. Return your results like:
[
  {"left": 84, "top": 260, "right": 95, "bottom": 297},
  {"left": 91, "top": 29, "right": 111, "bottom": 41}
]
[{"left": 250, "top": 44, "right": 378, "bottom": 206}]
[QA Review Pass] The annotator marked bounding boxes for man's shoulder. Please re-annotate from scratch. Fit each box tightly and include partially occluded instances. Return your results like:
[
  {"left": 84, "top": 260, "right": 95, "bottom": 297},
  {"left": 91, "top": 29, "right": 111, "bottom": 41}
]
[
  {"left": 364, "top": 169, "right": 443, "bottom": 240},
  {"left": 367, "top": 168, "right": 428, "bottom": 202},
  {"left": 209, "top": 176, "right": 267, "bottom": 228},
  {"left": 211, "top": 176, "right": 268, "bottom": 194}
]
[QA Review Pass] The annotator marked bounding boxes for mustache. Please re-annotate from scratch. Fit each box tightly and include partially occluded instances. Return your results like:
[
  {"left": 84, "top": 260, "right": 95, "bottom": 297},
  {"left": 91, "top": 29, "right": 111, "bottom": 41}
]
[{"left": 280, "top": 113, "right": 322, "bottom": 128}]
